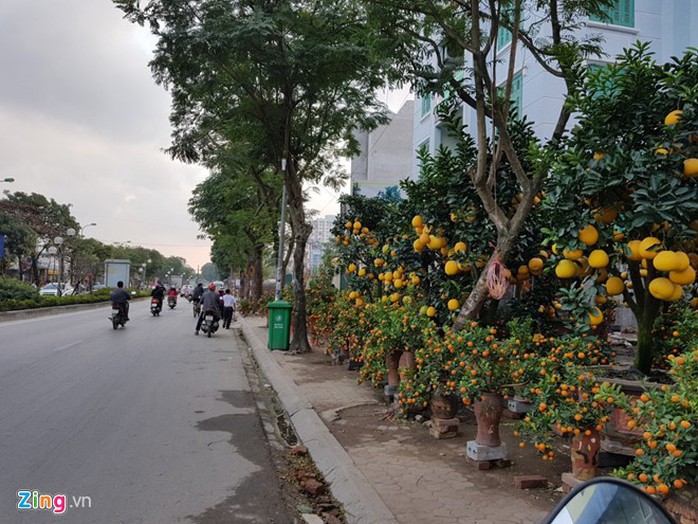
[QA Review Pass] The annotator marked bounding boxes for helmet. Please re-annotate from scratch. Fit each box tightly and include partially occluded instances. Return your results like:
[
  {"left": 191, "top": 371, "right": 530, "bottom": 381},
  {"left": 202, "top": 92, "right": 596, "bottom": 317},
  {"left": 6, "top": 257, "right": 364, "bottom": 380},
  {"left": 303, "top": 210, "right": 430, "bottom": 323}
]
[{"left": 208, "top": 282, "right": 216, "bottom": 291}]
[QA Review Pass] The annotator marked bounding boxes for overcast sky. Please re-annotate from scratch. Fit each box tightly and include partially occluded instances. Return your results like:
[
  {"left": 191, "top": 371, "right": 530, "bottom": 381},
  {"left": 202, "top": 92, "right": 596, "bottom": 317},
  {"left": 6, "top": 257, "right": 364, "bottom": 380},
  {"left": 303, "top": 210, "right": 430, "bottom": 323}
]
[{"left": 0, "top": 1, "right": 412, "bottom": 271}]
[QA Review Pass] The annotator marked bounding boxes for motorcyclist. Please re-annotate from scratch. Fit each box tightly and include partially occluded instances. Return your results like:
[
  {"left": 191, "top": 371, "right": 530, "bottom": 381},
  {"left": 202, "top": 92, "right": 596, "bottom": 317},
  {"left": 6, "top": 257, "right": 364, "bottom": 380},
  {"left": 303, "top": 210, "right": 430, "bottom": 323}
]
[
  {"left": 151, "top": 281, "right": 166, "bottom": 309},
  {"left": 194, "top": 282, "right": 221, "bottom": 335},
  {"left": 167, "top": 286, "right": 178, "bottom": 303},
  {"left": 191, "top": 283, "right": 204, "bottom": 303},
  {"left": 109, "top": 280, "right": 130, "bottom": 320}
]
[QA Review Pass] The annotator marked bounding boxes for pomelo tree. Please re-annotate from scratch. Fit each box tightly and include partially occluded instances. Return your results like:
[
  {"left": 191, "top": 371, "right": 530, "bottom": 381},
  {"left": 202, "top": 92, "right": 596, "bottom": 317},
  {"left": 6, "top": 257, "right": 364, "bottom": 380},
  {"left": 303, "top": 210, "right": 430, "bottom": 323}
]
[{"left": 542, "top": 43, "right": 698, "bottom": 374}]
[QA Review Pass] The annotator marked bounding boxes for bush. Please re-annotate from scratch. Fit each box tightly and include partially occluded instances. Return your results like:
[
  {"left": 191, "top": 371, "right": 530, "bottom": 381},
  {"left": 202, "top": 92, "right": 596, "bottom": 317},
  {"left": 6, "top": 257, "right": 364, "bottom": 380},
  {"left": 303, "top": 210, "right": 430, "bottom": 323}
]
[{"left": 0, "top": 276, "right": 39, "bottom": 302}]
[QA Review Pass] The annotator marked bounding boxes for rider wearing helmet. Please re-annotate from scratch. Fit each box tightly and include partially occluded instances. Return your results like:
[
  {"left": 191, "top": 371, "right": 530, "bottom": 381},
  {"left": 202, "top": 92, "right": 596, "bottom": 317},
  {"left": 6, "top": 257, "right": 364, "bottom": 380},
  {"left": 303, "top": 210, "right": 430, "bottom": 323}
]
[{"left": 195, "top": 282, "right": 221, "bottom": 335}]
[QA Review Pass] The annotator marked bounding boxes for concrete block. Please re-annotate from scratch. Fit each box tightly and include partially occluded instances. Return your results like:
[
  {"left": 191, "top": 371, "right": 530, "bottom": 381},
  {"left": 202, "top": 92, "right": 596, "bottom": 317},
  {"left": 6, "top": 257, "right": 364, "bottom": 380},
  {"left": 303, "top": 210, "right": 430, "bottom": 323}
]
[
  {"left": 561, "top": 472, "right": 586, "bottom": 493},
  {"left": 466, "top": 441, "right": 508, "bottom": 461}
]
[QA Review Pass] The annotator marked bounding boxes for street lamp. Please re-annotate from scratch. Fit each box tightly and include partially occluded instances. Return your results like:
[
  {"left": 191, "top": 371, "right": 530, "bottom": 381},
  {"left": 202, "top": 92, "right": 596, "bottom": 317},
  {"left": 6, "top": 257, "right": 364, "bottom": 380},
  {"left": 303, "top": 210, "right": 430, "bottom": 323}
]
[
  {"left": 51, "top": 229, "right": 75, "bottom": 296},
  {"left": 80, "top": 222, "right": 97, "bottom": 236}
]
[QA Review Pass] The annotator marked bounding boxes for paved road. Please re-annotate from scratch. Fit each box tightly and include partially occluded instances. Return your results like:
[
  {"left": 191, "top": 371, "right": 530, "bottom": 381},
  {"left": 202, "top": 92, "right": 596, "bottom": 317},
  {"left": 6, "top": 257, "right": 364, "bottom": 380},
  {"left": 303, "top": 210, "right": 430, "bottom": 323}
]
[{"left": 0, "top": 302, "right": 291, "bottom": 523}]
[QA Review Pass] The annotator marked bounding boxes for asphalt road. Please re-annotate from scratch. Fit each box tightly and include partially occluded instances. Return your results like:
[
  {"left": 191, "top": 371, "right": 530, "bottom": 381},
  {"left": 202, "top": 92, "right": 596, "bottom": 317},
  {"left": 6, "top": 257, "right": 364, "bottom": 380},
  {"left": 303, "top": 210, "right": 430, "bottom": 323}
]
[{"left": 0, "top": 301, "right": 292, "bottom": 523}]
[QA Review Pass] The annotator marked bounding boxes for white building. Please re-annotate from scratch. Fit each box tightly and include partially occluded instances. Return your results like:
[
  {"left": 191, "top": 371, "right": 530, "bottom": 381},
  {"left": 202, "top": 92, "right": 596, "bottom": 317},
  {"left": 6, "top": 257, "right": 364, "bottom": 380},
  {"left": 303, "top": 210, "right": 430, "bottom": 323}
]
[
  {"left": 412, "top": 0, "right": 698, "bottom": 176},
  {"left": 350, "top": 100, "right": 415, "bottom": 197}
]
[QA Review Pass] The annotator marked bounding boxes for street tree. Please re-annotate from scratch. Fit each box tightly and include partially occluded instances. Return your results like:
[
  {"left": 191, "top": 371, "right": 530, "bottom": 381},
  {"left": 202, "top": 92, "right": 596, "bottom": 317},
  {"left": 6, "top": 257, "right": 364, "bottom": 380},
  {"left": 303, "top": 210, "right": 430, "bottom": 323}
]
[
  {"left": 114, "top": 0, "right": 401, "bottom": 351},
  {"left": 0, "top": 191, "right": 78, "bottom": 285}
]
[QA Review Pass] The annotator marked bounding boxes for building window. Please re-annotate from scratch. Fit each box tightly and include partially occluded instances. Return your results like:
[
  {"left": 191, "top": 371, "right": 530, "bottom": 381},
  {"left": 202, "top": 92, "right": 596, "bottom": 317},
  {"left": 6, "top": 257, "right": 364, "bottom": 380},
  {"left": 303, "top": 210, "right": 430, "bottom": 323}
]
[
  {"left": 496, "top": 2, "right": 518, "bottom": 50},
  {"left": 589, "top": 0, "right": 634, "bottom": 27},
  {"left": 420, "top": 95, "right": 432, "bottom": 118},
  {"left": 497, "top": 70, "right": 523, "bottom": 117}
]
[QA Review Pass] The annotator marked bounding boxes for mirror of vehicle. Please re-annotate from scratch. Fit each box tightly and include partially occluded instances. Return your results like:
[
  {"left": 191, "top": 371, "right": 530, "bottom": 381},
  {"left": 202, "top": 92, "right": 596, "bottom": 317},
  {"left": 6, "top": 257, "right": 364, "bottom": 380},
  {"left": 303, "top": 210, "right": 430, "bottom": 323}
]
[{"left": 544, "top": 478, "right": 675, "bottom": 524}]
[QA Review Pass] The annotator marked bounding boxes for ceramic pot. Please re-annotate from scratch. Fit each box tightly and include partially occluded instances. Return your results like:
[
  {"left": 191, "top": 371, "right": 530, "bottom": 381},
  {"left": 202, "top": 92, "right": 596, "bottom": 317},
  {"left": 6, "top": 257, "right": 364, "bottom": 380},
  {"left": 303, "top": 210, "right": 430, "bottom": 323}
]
[
  {"left": 430, "top": 392, "right": 458, "bottom": 420},
  {"left": 571, "top": 429, "right": 601, "bottom": 481},
  {"left": 473, "top": 392, "right": 503, "bottom": 447}
]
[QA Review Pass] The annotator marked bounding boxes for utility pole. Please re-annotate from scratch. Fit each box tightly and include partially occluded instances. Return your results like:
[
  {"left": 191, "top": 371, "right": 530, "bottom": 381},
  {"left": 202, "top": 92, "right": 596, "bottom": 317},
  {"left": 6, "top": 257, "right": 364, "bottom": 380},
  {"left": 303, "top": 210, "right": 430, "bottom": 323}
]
[{"left": 275, "top": 155, "right": 288, "bottom": 302}]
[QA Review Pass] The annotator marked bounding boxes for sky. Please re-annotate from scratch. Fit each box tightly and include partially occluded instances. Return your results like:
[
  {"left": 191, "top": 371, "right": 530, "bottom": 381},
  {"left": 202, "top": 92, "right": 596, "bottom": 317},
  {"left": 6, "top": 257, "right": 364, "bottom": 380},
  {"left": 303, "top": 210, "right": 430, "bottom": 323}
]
[{"left": 0, "top": 1, "right": 411, "bottom": 271}]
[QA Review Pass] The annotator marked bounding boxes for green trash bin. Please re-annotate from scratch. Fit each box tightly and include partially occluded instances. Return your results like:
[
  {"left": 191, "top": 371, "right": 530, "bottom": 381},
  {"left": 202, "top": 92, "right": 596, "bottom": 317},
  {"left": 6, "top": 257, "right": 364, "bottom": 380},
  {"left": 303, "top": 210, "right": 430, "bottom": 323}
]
[{"left": 267, "top": 300, "right": 293, "bottom": 351}]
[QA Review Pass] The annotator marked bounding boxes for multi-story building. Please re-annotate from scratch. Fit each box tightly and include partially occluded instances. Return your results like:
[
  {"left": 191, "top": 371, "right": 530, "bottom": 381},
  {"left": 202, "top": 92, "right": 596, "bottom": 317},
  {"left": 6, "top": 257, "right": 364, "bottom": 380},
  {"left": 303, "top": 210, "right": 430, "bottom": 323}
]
[
  {"left": 306, "top": 214, "right": 336, "bottom": 273},
  {"left": 350, "top": 100, "right": 415, "bottom": 197},
  {"left": 412, "top": 0, "right": 698, "bottom": 176}
]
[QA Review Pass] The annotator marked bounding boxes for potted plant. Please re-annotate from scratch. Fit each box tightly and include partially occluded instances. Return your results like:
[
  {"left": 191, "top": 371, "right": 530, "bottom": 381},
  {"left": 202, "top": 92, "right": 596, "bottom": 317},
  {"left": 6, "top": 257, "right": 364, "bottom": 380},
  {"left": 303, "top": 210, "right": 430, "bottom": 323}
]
[
  {"left": 597, "top": 349, "right": 697, "bottom": 498},
  {"left": 517, "top": 336, "right": 616, "bottom": 481}
]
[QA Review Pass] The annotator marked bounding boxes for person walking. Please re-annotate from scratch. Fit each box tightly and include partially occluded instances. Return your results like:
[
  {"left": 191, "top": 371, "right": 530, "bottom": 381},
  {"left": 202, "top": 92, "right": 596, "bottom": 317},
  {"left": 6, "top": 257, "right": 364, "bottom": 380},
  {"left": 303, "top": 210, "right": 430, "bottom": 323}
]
[{"left": 222, "top": 289, "right": 237, "bottom": 329}]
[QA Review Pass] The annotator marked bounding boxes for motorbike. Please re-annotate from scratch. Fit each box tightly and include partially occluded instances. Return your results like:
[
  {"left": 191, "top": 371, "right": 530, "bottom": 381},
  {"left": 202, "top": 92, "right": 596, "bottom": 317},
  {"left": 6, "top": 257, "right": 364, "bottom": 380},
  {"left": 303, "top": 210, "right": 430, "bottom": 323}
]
[
  {"left": 544, "top": 477, "right": 675, "bottom": 524},
  {"left": 150, "top": 297, "right": 162, "bottom": 316},
  {"left": 191, "top": 298, "right": 201, "bottom": 318},
  {"left": 109, "top": 302, "right": 128, "bottom": 329},
  {"left": 167, "top": 295, "right": 177, "bottom": 309},
  {"left": 200, "top": 311, "right": 219, "bottom": 338}
]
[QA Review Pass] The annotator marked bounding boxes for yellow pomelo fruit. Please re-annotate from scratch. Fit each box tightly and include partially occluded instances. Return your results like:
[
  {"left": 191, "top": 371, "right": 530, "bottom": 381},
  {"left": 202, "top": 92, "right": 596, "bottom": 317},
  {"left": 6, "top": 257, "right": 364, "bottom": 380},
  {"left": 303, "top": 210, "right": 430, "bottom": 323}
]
[
  {"left": 594, "top": 295, "right": 607, "bottom": 305},
  {"left": 353, "top": 221, "right": 362, "bottom": 231},
  {"left": 551, "top": 243, "right": 559, "bottom": 255},
  {"left": 384, "top": 271, "right": 393, "bottom": 281},
  {"left": 563, "top": 248, "right": 584, "bottom": 260},
  {"left": 402, "top": 296, "right": 412, "bottom": 304},
  {"left": 639, "top": 237, "right": 662, "bottom": 259},
  {"left": 528, "top": 257, "right": 544, "bottom": 272},
  {"left": 669, "top": 285, "right": 683, "bottom": 301},
  {"left": 555, "top": 259, "right": 578, "bottom": 279},
  {"left": 664, "top": 109, "right": 683, "bottom": 126},
  {"left": 419, "top": 231, "right": 430, "bottom": 245},
  {"left": 674, "top": 252, "right": 690, "bottom": 272},
  {"left": 649, "top": 278, "right": 676, "bottom": 300},
  {"left": 606, "top": 277, "right": 625, "bottom": 296},
  {"left": 348, "top": 291, "right": 357, "bottom": 300},
  {"left": 347, "top": 263, "right": 357, "bottom": 273},
  {"left": 411, "top": 215, "right": 424, "bottom": 228},
  {"left": 374, "top": 258, "right": 384, "bottom": 267},
  {"left": 447, "top": 299, "right": 460, "bottom": 311},
  {"left": 358, "top": 268, "right": 367, "bottom": 277},
  {"left": 579, "top": 225, "right": 599, "bottom": 246},
  {"left": 593, "top": 152, "right": 605, "bottom": 160},
  {"left": 669, "top": 266, "right": 696, "bottom": 285},
  {"left": 655, "top": 147, "right": 669, "bottom": 155},
  {"left": 390, "top": 292, "right": 400, "bottom": 303},
  {"left": 345, "top": 221, "right": 353, "bottom": 229},
  {"left": 684, "top": 158, "right": 698, "bottom": 177},
  {"left": 588, "top": 250, "right": 610, "bottom": 268},
  {"left": 653, "top": 251, "right": 681, "bottom": 272},
  {"left": 445, "top": 260, "right": 459, "bottom": 276},
  {"left": 613, "top": 230, "right": 625, "bottom": 242},
  {"left": 454, "top": 241, "right": 467, "bottom": 253},
  {"left": 426, "top": 306, "right": 436, "bottom": 317},
  {"left": 518, "top": 265, "right": 529, "bottom": 275},
  {"left": 640, "top": 269, "right": 649, "bottom": 277},
  {"left": 588, "top": 308, "right": 604, "bottom": 326},
  {"left": 393, "top": 278, "right": 403, "bottom": 288},
  {"left": 627, "top": 240, "right": 642, "bottom": 261},
  {"left": 355, "top": 298, "right": 364, "bottom": 307}
]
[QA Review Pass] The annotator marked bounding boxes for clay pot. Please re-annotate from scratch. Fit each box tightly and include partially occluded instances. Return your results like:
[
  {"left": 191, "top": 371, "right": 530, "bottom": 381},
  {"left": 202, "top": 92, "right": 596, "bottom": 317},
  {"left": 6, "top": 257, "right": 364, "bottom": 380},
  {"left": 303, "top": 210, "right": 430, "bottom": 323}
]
[
  {"left": 398, "top": 350, "right": 416, "bottom": 380},
  {"left": 386, "top": 351, "right": 401, "bottom": 387},
  {"left": 571, "top": 429, "right": 601, "bottom": 481},
  {"left": 429, "top": 392, "right": 458, "bottom": 420},
  {"left": 473, "top": 392, "right": 504, "bottom": 447}
]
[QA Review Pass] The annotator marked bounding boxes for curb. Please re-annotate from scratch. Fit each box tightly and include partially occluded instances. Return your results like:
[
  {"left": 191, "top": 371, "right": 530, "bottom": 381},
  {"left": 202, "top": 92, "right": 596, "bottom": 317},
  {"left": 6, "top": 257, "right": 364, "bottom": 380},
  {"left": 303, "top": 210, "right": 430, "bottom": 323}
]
[
  {"left": 239, "top": 316, "right": 398, "bottom": 524},
  {"left": 0, "top": 298, "right": 149, "bottom": 323}
]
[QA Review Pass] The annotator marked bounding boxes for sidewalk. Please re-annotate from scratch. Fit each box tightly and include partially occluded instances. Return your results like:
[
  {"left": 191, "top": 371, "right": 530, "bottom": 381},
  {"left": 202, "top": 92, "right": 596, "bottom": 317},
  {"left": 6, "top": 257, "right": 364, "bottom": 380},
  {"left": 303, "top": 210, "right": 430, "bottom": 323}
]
[{"left": 239, "top": 315, "right": 562, "bottom": 524}]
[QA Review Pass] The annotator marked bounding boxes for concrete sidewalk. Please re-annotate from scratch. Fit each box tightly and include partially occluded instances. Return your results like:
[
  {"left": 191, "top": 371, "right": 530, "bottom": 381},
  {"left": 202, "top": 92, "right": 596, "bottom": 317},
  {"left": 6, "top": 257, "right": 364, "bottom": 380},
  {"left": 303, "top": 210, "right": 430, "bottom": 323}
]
[{"left": 239, "top": 315, "right": 559, "bottom": 524}]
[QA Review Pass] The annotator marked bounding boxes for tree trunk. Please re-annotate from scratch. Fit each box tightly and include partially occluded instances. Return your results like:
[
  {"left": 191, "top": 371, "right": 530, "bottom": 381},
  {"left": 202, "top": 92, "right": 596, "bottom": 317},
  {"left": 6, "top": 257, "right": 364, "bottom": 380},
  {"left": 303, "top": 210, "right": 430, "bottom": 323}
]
[
  {"left": 253, "top": 244, "right": 264, "bottom": 302},
  {"left": 285, "top": 171, "right": 312, "bottom": 353},
  {"left": 634, "top": 294, "right": 660, "bottom": 375}
]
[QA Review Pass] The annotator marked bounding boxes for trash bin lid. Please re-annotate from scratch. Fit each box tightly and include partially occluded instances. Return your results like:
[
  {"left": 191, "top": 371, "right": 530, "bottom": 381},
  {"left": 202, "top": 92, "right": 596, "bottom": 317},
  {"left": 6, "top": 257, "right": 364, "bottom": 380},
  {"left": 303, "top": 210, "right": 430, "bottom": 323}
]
[{"left": 267, "top": 300, "right": 293, "bottom": 309}]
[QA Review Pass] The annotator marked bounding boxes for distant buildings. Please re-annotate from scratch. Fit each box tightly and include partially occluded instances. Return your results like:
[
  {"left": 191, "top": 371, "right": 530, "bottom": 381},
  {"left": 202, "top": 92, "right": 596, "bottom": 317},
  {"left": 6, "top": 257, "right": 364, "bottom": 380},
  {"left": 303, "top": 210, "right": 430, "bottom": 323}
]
[{"left": 306, "top": 214, "right": 336, "bottom": 273}]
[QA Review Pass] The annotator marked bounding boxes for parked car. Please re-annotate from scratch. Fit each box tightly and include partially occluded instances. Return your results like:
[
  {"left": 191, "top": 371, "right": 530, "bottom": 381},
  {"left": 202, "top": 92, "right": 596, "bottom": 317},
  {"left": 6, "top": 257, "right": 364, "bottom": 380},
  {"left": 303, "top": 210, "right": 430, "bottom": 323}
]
[{"left": 39, "top": 283, "right": 74, "bottom": 296}]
